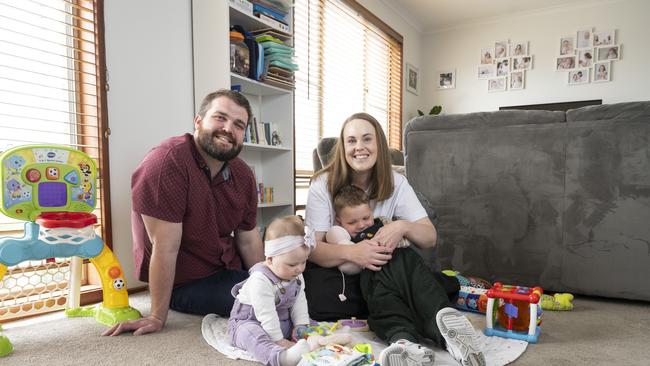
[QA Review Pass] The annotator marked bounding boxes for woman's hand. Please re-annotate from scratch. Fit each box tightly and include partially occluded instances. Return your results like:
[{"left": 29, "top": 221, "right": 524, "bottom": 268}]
[
  {"left": 348, "top": 240, "right": 392, "bottom": 271},
  {"left": 372, "top": 220, "right": 407, "bottom": 251}
]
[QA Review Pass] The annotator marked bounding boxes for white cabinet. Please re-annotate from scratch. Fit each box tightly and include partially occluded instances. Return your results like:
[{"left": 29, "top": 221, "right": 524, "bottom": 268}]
[{"left": 192, "top": 0, "right": 295, "bottom": 227}]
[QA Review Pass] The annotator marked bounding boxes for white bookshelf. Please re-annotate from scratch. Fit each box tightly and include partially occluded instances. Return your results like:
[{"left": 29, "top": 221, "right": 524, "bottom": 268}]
[{"left": 192, "top": 0, "right": 295, "bottom": 227}]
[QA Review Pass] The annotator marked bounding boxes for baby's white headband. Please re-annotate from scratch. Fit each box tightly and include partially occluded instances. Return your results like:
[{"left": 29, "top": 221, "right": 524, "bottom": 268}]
[{"left": 264, "top": 226, "right": 316, "bottom": 257}]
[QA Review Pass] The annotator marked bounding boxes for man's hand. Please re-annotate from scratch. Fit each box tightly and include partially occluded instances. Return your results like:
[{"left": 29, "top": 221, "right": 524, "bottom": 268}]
[{"left": 102, "top": 315, "right": 164, "bottom": 336}]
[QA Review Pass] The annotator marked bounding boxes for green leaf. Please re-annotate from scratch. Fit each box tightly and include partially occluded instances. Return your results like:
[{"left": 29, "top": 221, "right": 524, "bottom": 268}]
[{"left": 417, "top": 110, "right": 424, "bottom": 116}]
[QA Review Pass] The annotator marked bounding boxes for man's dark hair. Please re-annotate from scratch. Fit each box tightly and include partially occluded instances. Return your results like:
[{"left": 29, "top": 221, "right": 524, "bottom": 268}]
[{"left": 197, "top": 89, "right": 252, "bottom": 124}]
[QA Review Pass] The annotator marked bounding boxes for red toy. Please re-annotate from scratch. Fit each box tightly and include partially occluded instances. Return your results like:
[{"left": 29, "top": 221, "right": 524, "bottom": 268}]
[{"left": 484, "top": 282, "right": 543, "bottom": 343}]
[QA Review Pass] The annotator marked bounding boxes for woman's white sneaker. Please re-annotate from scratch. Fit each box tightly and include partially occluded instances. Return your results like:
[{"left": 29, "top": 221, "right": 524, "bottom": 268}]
[
  {"left": 378, "top": 339, "right": 435, "bottom": 366},
  {"left": 435, "top": 307, "right": 486, "bottom": 366}
]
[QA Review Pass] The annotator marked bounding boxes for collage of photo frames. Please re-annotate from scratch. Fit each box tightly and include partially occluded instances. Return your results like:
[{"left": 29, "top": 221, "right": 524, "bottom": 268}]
[
  {"left": 478, "top": 40, "right": 533, "bottom": 92},
  {"left": 557, "top": 28, "right": 620, "bottom": 85}
]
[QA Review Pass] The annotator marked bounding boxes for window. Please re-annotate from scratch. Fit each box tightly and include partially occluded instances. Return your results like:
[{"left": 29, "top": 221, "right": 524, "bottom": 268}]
[
  {"left": 0, "top": 0, "right": 109, "bottom": 320},
  {"left": 293, "top": 0, "right": 403, "bottom": 209}
]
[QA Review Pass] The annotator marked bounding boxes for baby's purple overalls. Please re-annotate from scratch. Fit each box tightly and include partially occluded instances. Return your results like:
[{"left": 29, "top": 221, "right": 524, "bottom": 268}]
[{"left": 228, "top": 263, "right": 302, "bottom": 366}]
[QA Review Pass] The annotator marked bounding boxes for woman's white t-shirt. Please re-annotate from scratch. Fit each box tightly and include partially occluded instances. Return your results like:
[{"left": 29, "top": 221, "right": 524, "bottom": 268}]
[{"left": 305, "top": 171, "right": 428, "bottom": 233}]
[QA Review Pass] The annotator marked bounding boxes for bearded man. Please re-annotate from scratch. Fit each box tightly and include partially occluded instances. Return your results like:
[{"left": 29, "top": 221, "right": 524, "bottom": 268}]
[{"left": 104, "top": 90, "right": 263, "bottom": 336}]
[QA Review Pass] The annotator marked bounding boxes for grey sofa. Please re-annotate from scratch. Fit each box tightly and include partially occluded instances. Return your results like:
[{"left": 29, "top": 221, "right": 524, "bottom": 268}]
[{"left": 404, "top": 101, "right": 650, "bottom": 301}]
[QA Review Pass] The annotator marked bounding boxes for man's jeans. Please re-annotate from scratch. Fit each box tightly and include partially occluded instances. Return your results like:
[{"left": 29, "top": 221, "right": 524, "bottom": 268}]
[{"left": 170, "top": 269, "right": 248, "bottom": 316}]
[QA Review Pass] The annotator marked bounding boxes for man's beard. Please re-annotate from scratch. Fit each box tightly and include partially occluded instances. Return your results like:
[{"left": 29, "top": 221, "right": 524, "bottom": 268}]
[{"left": 196, "top": 127, "right": 242, "bottom": 162}]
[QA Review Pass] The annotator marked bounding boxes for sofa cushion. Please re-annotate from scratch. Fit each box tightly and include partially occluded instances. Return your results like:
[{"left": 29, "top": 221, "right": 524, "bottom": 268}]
[{"left": 566, "top": 101, "right": 650, "bottom": 122}]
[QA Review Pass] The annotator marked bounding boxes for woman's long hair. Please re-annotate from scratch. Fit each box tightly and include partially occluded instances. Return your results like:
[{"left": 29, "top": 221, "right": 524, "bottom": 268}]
[{"left": 314, "top": 113, "right": 393, "bottom": 201}]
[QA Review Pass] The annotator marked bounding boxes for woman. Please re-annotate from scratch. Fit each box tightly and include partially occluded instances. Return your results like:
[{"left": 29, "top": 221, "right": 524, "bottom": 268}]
[{"left": 303, "top": 113, "right": 484, "bottom": 366}]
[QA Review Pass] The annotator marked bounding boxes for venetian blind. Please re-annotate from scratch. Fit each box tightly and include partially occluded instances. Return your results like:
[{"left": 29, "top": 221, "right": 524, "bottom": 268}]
[
  {"left": 293, "top": 0, "right": 403, "bottom": 178},
  {"left": 0, "top": 0, "right": 110, "bottom": 241}
]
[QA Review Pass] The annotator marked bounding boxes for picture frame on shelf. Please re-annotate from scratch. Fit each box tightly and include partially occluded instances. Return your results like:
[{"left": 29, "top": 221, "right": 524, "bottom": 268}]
[
  {"left": 438, "top": 69, "right": 456, "bottom": 89},
  {"left": 406, "top": 63, "right": 419, "bottom": 95}
]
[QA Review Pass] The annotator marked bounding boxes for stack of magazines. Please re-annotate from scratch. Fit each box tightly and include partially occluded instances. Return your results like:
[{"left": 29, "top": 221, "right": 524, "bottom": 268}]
[
  {"left": 253, "top": 30, "right": 297, "bottom": 89},
  {"left": 252, "top": 0, "right": 291, "bottom": 33}
]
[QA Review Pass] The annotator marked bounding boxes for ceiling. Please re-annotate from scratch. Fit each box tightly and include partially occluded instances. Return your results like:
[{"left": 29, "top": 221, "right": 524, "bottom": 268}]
[{"left": 384, "top": 0, "right": 601, "bottom": 33}]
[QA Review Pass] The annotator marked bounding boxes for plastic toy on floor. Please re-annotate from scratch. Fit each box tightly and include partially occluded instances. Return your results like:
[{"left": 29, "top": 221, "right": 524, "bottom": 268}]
[
  {"left": 0, "top": 145, "right": 141, "bottom": 356},
  {"left": 443, "top": 270, "right": 492, "bottom": 314},
  {"left": 0, "top": 326, "right": 12, "bottom": 356},
  {"left": 299, "top": 343, "right": 372, "bottom": 366},
  {"left": 484, "top": 282, "right": 543, "bottom": 343},
  {"left": 540, "top": 293, "right": 574, "bottom": 311},
  {"left": 337, "top": 318, "right": 369, "bottom": 332}
]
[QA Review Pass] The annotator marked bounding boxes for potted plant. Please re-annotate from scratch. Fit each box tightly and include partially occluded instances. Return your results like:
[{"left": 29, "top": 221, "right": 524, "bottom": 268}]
[{"left": 417, "top": 105, "right": 442, "bottom": 116}]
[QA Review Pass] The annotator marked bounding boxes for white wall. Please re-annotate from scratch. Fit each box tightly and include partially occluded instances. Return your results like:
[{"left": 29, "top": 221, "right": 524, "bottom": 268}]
[
  {"left": 104, "top": 0, "right": 194, "bottom": 287},
  {"left": 358, "top": 0, "right": 424, "bottom": 124},
  {"left": 421, "top": 0, "right": 650, "bottom": 114}
]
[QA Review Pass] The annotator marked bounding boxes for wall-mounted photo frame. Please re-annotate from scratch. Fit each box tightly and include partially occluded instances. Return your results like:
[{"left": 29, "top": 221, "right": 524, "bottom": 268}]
[
  {"left": 556, "top": 56, "right": 576, "bottom": 71},
  {"left": 597, "top": 45, "right": 620, "bottom": 61},
  {"left": 495, "top": 40, "right": 508, "bottom": 58},
  {"left": 577, "top": 28, "right": 593, "bottom": 49},
  {"left": 568, "top": 68, "right": 590, "bottom": 85},
  {"left": 406, "top": 63, "right": 419, "bottom": 95},
  {"left": 480, "top": 47, "right": 494, "bottom": 64},
  {"left": 496, "top": 58, "right": 510, "bottom": 76},
  {"left": 510, "top": 41, "right": 528, "bottom": 56},
  {"left": 510, "top": 71, "right": 525, "bottom": 90},
  {"left": 478, "top": 64, "right": 496, "bottom": 79},
  {"left": 560, "top": 36, "right": 575, "bottom": 55},
  {"left": 593, "top": 61, "right": 611, "bottom": 83},
  {"left": 593, "top": 30, "right": 616, "bottom": 46},
  {"left": 438, "top": 69, "right": 456, "bottom": 89},
  {"left": 488, "top": 77, "right": 507, "bottom": 92},
  {"left": 578, "top": 48, "right": 594, "bottom": 68},
  {"left": 512, "top": 56, "right": 533, "bottom": 71}
]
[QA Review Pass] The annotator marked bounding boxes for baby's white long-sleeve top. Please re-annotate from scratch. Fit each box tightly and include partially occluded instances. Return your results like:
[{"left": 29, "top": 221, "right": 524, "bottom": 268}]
[{"left": 235, "top": 271, "right": 310, "bottom": 341}]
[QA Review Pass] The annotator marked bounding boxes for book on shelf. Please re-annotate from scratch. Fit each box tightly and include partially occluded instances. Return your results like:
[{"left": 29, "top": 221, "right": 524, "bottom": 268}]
[
  {"left": 257, "top": 121, "right": 269, "bottom": 145},
  {"left": 264, "top": 75, "right": 294, "bottom": 90},
  {"left": 253, "top": 3, "right": 287, "bottom": 23},
  {"left": 256, "top": 12, "right": 290, "bottom": 33},
  {"left": 252, "top": 117, "right": 260, "bottom": 144},
  {"left": 229, "top": 0, "right": 253, "bottom": 15},
  {"left": 250, "top": 28, "right": 291, "bottom": 41}
]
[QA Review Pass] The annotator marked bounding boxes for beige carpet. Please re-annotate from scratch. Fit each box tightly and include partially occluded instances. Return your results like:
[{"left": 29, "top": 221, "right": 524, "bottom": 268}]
[{"left": 3, "top": 292, "right": 649, "bottom": 365}]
